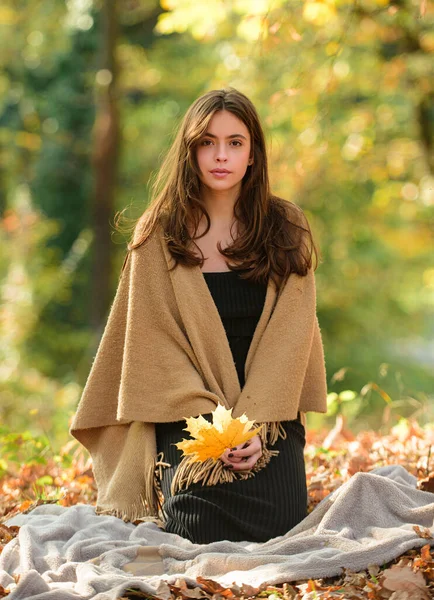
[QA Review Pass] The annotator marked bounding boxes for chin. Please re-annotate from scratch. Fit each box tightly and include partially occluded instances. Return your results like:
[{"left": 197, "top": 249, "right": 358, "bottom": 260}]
[{"left": 205, "top": 177, "right": 242, "bottom": 188}]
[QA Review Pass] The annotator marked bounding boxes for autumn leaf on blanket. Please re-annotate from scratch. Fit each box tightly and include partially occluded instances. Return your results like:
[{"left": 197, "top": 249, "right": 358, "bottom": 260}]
[
  {"left": 413, "top": 525, "right": 433, "bottom": 539},
  {"left": 175, "top": 404, "right": 262, "bottom": 462}
]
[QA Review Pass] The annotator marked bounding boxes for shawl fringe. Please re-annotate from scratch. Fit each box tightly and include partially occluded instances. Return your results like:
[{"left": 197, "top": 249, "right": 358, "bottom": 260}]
[
  {"left": 95, "top": 453, "right": 169, "bottom": 525},
  {"left": 169, "top": 422, "right": 285, "bottom": 495}
]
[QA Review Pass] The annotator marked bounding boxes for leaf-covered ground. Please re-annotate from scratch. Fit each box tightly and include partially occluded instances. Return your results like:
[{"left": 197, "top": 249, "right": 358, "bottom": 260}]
[{"left": 0, "top": 419, "right": 433, "bottom": 599}]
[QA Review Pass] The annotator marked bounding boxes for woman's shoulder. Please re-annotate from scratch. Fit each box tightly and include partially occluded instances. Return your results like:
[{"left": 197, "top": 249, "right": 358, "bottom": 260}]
[
  {"left": 130, "top": 211, "right": 163, "bottom": 248},
  {"left": 120, "top": 212, "right": 163, "bottom": 275}
]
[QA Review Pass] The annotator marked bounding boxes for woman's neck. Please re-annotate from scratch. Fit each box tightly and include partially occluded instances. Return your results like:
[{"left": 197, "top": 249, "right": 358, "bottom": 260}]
[{"left": 199, "top": 183, "right": 240, "bottom": 226}]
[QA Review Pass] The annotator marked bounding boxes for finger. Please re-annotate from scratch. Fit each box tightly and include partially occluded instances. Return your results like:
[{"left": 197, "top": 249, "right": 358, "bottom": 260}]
[
  {"left": 223, "top": 444, "right": 248, "bottom": 460},
  {"left": 228, "top": 443, "right": 247, "bottom": 452},
  {"left": 221, "top": 444, "right": 243, "bottom": 460},
  {"left": 221, "top": 455, "right": 243, "bottom": 466},
  {"left": 230, "top": 451, "right": 262, "bottom": 471},
  {"left": 230, "top": 439, "right": 261, "bottom": 458},
  {"left": 233, "top": 450, "right": 261, "bottom": 468},
  {"left": 220, "top": 450, "right": 243, "bottom": 465},
  {"left": 221, "top": 437, "right": 261, "bottom": 461}
]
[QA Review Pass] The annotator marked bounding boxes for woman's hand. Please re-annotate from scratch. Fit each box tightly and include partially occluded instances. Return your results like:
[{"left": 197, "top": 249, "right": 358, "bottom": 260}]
[{"left": 220, "top": 434, "right": 262, "bottom": 471}]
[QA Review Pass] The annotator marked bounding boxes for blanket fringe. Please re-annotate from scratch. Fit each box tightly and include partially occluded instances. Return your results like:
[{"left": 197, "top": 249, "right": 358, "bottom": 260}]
[{"left": 169, "top": 421, "right": 286, "bottom": 495}]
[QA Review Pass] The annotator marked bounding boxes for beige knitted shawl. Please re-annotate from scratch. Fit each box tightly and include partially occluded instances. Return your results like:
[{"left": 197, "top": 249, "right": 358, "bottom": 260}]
[{"left": 70, "top": 223, "right": 327, "bottom": 522}]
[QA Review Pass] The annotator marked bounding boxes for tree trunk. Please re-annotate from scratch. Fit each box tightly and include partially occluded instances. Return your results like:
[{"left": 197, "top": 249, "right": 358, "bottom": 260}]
[{"left": 90, "top": 0, "right": 120, "bottom": 329}]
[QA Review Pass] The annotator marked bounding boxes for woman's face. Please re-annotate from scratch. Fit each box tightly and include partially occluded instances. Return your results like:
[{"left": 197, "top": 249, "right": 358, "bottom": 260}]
[{"left": 195, "top": 110, "right": 252, "bottom": 194}]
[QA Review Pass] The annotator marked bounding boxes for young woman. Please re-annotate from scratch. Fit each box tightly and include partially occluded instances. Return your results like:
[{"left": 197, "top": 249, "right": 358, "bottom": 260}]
[{"left": 71, "top": 87, "right": 328, "bottom": 545}]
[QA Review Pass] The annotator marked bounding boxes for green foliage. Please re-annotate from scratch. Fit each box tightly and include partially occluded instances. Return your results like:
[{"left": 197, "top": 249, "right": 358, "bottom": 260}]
[
  {"left": 0, "top": 0, "right": 433, "bottom": 440},
  {"left": 0, "top": 426, "right": 51, "bottom": 477},
  {"left": 0, "top": 195, "right": 85, "bottom": 441},
  {"left": 309, "top": 362, "right": 434, "bottom": 432}
]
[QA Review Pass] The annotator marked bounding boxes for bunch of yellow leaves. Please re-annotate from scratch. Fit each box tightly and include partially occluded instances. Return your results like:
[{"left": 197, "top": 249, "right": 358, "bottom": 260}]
[{"left": 175, "top": 404, "right": 262, "bottom": 463}]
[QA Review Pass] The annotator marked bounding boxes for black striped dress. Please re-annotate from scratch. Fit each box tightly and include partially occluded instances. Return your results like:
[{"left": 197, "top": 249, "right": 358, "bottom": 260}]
[{"left": 155, "top": 269, "right": 307, "bottom": 544}]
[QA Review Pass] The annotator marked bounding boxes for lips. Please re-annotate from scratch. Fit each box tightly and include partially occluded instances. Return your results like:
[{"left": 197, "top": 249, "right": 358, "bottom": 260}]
[{"left": 210, "top": 169, "right": 231, "bottom": 173}]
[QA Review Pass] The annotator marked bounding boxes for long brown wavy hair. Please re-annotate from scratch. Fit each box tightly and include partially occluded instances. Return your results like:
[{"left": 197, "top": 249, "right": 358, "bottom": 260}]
[{"left": 118, "top": 87, "right": 318, "bottom": 293}]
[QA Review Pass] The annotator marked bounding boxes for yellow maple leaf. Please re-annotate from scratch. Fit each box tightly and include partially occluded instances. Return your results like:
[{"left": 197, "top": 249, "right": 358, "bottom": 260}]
[{"left": 175, "top": 404, "right": 262, "bottom": 463}]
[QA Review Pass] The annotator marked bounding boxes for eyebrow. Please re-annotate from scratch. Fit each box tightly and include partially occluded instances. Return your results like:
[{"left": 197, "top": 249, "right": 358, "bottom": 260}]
[{"left": 203, "top": 133, "right": 248, "bottom": 140}]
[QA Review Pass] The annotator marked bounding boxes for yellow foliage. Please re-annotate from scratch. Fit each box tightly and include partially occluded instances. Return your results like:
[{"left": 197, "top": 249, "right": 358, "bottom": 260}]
[
  {"left": 160, "top": 0, "right": 176, "bottom": 9},
  {"left": 156, "top": 0, "right": 228, "bottom": 38},
  {"left": 175, "top": 404, "right": 261, "bottom": 463},
  {"left": 0, "top": 7, "right": 19, "bottom": 25},
  {"left": 303, "top": 0, "right": 337, "bottom": 26},
  {"left": 15, "top": 132, "right": 41, "bottom": 152},
  {"left": 237, "top": 15, "right": 265, "bottom": 42}
]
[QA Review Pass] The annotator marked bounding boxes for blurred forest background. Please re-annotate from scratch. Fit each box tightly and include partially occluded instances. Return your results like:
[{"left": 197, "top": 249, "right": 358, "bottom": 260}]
[{"left": 0, "top": 0, "right": 433, "bottom": 455}]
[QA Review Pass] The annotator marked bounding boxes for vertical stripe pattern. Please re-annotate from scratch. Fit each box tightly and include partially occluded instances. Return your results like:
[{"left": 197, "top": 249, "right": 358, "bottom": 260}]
[{"left": 155, "top": 270, "right": 308, "bottom": 543}]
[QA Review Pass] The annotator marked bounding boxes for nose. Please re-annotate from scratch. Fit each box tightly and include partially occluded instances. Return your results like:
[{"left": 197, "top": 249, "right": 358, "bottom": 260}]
[{"left": 215, "top": 142, "right": 228, "bottom": 162}]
